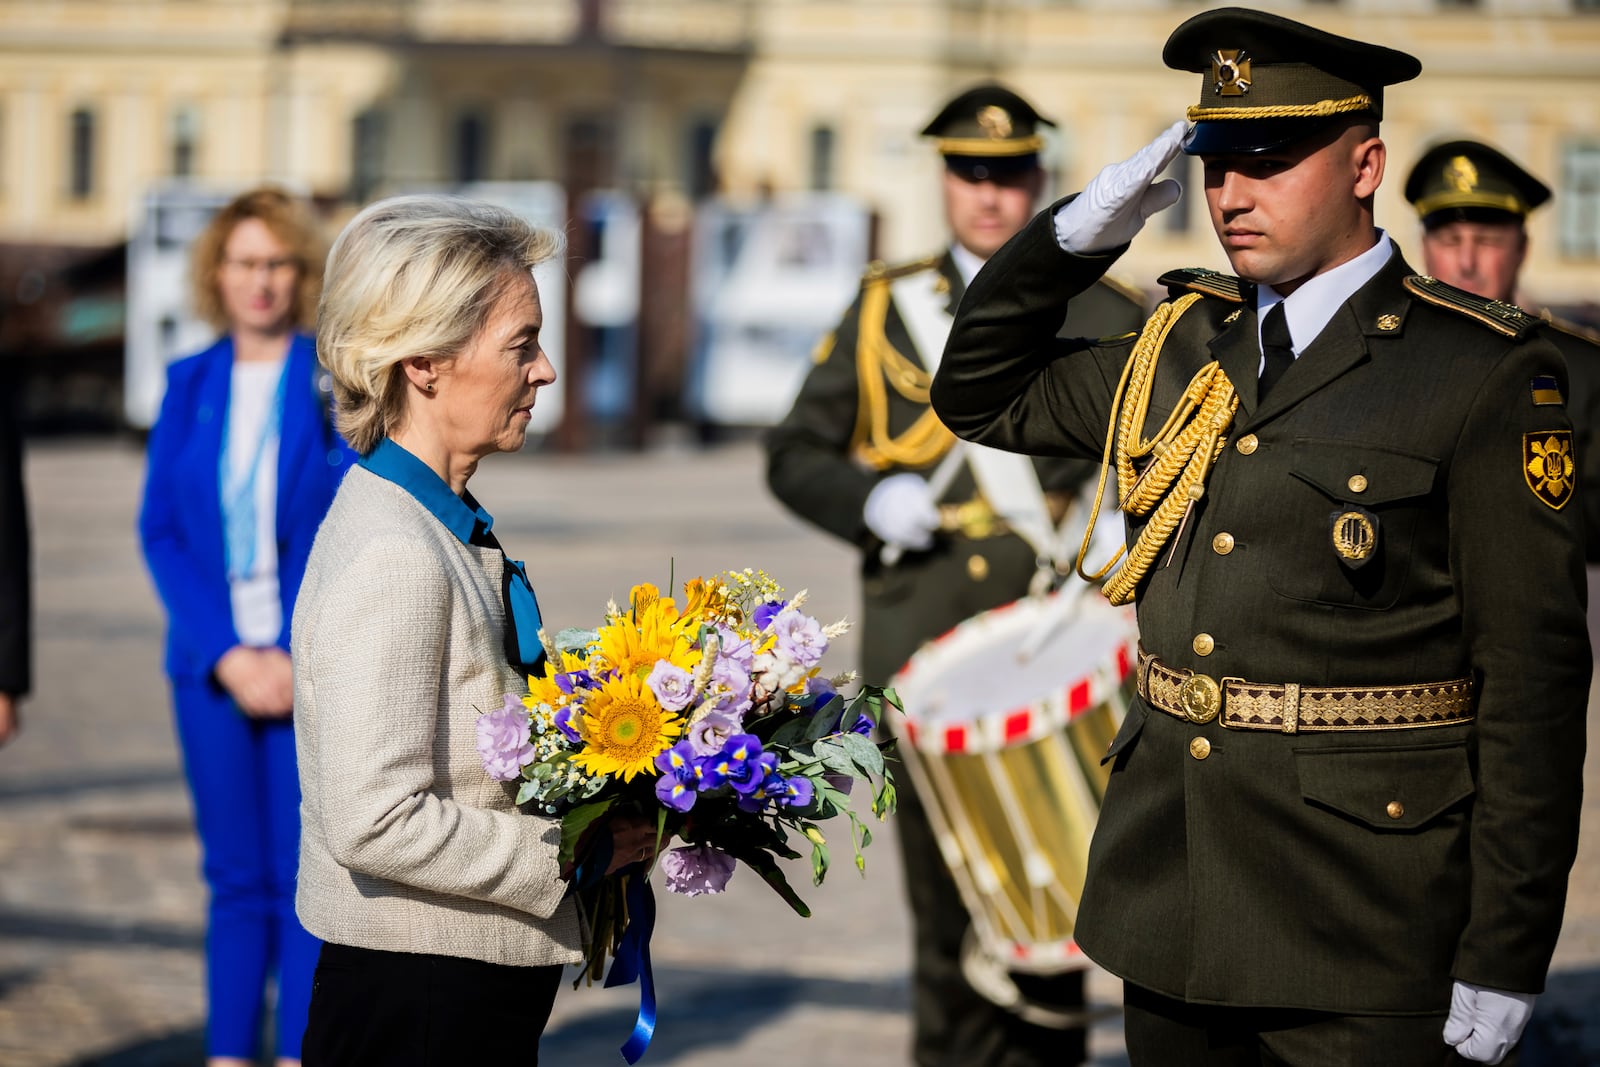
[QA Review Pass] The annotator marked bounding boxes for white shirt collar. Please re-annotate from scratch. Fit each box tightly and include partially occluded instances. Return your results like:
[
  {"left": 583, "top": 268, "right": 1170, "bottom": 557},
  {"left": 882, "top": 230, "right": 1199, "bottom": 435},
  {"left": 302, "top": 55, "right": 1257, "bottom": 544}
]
[
  {"left": 1256, "top": 230, "right": 1395, "bottom": 357},
  {"left": 950, "top": 242, "right": 986, "bottom": 287}
]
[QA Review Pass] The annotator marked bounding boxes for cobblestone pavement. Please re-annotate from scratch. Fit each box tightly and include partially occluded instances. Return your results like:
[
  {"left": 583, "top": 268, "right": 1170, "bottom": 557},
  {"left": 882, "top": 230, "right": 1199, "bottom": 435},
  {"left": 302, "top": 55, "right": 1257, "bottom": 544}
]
[{"left": 1, "top": 439, "right": 1597, "bottom": 1066}]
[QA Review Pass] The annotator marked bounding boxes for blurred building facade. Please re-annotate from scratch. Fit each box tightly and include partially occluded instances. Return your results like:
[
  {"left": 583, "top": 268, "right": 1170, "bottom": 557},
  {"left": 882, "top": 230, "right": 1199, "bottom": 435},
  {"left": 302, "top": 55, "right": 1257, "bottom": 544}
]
[{"left": 1, "top": 0, "right": 1597, "bottom": 429}]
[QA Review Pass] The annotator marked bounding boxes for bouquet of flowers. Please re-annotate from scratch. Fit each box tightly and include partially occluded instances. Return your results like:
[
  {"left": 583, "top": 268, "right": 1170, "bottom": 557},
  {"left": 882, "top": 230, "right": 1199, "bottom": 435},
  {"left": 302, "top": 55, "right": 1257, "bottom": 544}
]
[{"left": 476, "top": 568, "right": 898, "bottom": 986}]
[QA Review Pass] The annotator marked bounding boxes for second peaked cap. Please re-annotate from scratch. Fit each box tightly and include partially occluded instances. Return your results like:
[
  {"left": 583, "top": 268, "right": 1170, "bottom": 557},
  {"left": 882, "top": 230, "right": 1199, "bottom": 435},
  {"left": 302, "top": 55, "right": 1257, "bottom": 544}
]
[
  {"left": 1163, "top": 7, "right": 1421, "bottom": 156},
  {"left": 922, "top": 84, "right": 1055, "bottom": 179}
]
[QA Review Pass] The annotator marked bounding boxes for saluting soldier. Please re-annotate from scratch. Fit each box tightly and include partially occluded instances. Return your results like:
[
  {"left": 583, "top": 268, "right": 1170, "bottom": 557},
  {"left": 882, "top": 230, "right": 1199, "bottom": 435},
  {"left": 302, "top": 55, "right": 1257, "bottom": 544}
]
[
  {"left": 932, "top": 9, "right": 1588, "bottom": 1066},
  {"left": 1404, "top": 139, "right": 1600, "bottom": 560},
  {"left": 766, "top": 84, "right": 1144, "bottom": 1067}
]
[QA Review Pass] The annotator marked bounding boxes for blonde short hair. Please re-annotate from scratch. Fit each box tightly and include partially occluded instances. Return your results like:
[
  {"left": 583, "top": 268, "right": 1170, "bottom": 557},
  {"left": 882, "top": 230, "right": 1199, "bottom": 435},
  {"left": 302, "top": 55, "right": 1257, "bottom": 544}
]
[
  {"left": 317, "top": 194, "right": 564, "bottom": 455},
  {"left": 190, "top": 186, "right": 324, "bottom": 332}
]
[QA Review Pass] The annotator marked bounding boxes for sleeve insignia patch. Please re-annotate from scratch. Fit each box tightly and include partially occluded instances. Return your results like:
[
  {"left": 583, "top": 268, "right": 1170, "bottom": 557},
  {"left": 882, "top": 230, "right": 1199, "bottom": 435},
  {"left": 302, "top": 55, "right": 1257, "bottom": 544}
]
[
  {"left": 1524, "top": 431, "right": 1575, "bottom": 510},
  {"left": 1530, "top": 375, "right": 1564, "bottom": 406}
]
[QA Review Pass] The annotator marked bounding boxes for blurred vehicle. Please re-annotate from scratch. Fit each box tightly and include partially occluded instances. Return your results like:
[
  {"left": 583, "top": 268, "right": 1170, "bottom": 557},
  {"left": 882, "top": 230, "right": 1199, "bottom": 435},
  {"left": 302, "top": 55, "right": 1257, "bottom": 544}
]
[{"left": 684, "top": 193, "right": 871, "bottom": 430}]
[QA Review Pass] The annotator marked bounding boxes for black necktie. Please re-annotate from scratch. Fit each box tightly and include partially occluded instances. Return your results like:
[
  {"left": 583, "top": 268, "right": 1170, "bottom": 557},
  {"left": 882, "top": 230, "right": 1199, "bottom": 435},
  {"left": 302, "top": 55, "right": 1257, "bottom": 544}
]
[{"left": 1259, "top": 302, "right": 1294, "bottom": 400}]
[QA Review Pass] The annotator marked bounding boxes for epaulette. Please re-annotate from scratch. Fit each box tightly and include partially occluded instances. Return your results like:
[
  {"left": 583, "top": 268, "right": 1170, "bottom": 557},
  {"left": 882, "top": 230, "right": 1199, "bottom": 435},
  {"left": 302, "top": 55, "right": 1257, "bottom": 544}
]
[
  {"left": 1097, "top": 272, "right": 1150, "bottom": 309},
  {"left": 1157, "top": 267, "right": 1245, "bottom": 303},
  {"left": 1403, "top": 275, "right": 1541, "bottom": 339},
  {"left": 1539, "top": 309, "right": 1600, "bottom": 346},
  {"left": 861, "top": 254, "right": 942, "bottom": 286}
]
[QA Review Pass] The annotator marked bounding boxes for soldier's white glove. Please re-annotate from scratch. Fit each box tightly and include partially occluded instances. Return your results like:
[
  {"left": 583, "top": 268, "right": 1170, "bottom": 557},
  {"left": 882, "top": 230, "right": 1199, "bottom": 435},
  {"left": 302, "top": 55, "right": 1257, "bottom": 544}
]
[
  {"left": 1054, "top": 120, "right": 1187, "bottom": 254},
  {"left": 864, "top": 473, "right": 941, "bottom": 551},
  {"left": 1443, "top": 981, "right": 1536, "bottom": 1064}
]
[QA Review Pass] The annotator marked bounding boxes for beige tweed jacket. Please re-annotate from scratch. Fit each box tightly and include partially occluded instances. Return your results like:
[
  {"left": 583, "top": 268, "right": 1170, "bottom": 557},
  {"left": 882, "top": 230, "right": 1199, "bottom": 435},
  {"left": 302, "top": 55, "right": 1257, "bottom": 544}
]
[{"left": 292, "top": 464, "right": 581, "bottom": 967}]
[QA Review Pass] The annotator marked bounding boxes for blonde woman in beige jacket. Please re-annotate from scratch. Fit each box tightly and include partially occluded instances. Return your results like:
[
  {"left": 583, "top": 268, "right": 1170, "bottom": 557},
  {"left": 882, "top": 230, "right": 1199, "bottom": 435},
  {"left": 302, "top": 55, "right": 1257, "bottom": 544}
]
[{"left": 292, "top": 195, "right": 655, "bottom": 1066}]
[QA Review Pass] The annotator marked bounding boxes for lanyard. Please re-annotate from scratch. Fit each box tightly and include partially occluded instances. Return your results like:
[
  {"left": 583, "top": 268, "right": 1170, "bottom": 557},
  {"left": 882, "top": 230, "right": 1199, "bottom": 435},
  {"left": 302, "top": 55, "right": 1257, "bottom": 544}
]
[{"left": 220, "top": 359, "right": 289, "bottom": 580}]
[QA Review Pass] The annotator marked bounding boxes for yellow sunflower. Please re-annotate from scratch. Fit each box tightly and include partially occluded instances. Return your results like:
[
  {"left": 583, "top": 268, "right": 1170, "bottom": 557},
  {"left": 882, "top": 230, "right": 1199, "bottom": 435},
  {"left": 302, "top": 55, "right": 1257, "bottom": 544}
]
[
  {"left": 596, "top": 595, "right": 701, "bottom": 678},
  {"left": 572, "top": 672, "right": 683, "bottom": 781}
]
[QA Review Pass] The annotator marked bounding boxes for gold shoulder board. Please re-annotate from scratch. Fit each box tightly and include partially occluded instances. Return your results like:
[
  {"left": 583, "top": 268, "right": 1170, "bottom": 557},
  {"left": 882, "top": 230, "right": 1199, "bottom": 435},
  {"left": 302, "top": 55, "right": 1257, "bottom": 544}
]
[
  {"left": 1097, "top": 272, "right": 1149, "bottom": 309},
  {"left": 1403, "top": 276, "right": 1540, "bottom": 340},
  {"left": 861, "top": 254, "right": 943, "bottom": 286},
  {"left": 1540, "top": 309, "right": 1600, "bottom": 346},
  {"left": 1157, "top": 267, "right": 1245, "bottom": 303}
]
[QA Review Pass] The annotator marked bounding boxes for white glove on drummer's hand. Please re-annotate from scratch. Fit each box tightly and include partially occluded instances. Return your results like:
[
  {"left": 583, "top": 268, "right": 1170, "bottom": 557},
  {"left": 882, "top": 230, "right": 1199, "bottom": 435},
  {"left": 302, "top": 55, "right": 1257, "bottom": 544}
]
[
  {"left": 864, "top": 473, "right": 941, "bottom": 551},
  {"left": 1443, "top": 981, "right": 1536, "bottom": 1064},
  {"left": 1054, "top": 120, "right": 1187, "bottom": 254}
]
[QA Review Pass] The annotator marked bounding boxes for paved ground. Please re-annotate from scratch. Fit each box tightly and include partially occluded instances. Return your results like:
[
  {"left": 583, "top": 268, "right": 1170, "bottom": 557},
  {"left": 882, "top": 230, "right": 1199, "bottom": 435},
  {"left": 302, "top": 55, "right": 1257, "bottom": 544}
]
[{"left": 1, "top": 438, "right": 1598, "bottom": 1066}]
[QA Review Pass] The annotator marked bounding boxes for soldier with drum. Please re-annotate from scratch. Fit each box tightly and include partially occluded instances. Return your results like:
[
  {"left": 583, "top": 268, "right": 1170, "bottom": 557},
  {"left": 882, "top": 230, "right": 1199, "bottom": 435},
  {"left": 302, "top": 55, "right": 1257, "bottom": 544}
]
[
  {"left": 765, "top": 85, "right": 1144, "bottom": 1067},
  {"left": 933, "top": 9, "right": 1587, "bottom": 1065}
]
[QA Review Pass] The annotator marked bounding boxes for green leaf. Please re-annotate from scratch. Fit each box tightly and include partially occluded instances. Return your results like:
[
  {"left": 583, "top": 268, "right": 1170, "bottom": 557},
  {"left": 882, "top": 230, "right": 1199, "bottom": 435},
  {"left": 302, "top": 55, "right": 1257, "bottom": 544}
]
[
  {"left": 730, "top": 845, "right": 813, "bottom": 917},
  {"left": 766, "top": 716, "right": 810, "bottom": 750},
  {"left": 874, "top": 780, "right": 898, "bottom": 818},
  {"left": 804, "top": 695, "right": 845, "bottom": 740},
  {"left": 839, "top": 732, "right": 885, "bottom": 777},
  {"left": 812, "top": 739, "right": 858, "bottom": 778},
  {"left": 552, "top": 627, "right": 599, "bottom": 654},
  {"left": 515, "top": 781, "right": 540, "bottom": 806},
  {"left": 559, "top": 799, "right": 615, "bottom": 871}
]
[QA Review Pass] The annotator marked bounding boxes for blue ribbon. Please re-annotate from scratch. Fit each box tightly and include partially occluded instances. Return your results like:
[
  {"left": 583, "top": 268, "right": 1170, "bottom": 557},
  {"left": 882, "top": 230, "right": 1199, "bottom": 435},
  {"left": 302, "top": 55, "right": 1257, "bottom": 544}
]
[{"left": 603, "top": 870, "right": 658, "bottom": 1064}]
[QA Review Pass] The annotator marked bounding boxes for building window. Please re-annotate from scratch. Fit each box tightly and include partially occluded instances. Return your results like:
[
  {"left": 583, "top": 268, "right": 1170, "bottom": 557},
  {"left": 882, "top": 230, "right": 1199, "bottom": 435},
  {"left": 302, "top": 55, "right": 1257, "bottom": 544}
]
[
  {"left": 172, "top": 106, "right": 199, "bottom": 178},
  {"left": 351, "top": 108, "right": 387, "bottom": 203},
  {"left": 1560, "top": 142, "right": 1600, "bottom": 258},
  {"left": 687, "top": 118, "right": 718, "bottom": 200},
  {"left": 453, "top": 111, "right": 489, "bottom": 185},
  {"left": 69, "top": 107, "right": 95, "bottom": 200},
  {"left": 809, "top": 125, "right": 835, "bottom": 192}
]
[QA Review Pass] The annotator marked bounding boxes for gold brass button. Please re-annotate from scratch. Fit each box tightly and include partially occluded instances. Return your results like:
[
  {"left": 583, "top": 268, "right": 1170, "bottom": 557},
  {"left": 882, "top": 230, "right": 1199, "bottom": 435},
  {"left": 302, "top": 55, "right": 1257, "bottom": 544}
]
[
  {"left": 1236, "top": 434, "right": 1259, "bottom": 456},
  {"left": 967, "top": 554, "right": 989, "bottom": 581},
  {"left": 1386, "top": 800, "right": 1404, "bottom": 820},
  {"left": 1189, "top": 736, "right": 1212, "bottom": 760},
  {"left": 1212, "top": 532, "right": 1235, "bottom": 555},
  {"left": 1193, "top": 632, "right": 1215, "bottom": 657},
  {"left": 1348, "top": 474, "right": 1369, "bottom": 494},
  {"left": 1177, "top": 674, "right": 1221, "bottom": 723}
]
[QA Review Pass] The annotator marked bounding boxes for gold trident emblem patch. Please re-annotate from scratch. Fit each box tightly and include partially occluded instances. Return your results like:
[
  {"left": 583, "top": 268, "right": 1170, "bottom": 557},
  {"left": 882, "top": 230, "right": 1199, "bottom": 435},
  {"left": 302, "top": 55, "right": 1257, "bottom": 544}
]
[{"left": 1524, "top": 431, "right": 1575, "bottom": 510}]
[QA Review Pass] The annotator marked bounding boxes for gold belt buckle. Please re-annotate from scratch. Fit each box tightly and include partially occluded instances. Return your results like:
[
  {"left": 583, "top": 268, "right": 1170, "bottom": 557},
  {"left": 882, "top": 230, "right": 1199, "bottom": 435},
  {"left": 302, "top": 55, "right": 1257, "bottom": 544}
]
[{"left": 1177, "top": 673, "right": 1222, "bottom": 724}]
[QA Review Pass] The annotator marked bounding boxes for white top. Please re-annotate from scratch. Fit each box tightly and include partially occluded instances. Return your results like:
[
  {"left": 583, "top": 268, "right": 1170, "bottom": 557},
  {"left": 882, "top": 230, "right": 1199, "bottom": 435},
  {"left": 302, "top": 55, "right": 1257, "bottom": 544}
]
[
  {"left": 225, "top": 358, "right": 283, "bottom": 645},
  {"left": 950, "top": 241, "right": 986, "bottom": 288},
  {"left": 1255, "top": 231, "right": 1395, "bottom": 371}
]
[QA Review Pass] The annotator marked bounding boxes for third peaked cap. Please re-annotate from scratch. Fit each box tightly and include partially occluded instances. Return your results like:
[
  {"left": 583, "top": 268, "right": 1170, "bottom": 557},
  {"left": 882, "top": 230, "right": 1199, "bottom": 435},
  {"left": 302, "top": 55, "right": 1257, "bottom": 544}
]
[{"left": 1163, "top": 7, "right": 1421, "bottom": 155}]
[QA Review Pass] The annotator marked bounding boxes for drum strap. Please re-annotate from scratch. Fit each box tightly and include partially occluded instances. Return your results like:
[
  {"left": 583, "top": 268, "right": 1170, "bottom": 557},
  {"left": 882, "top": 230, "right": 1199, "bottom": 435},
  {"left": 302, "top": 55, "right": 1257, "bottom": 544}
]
[{"left": 890, "top": 272, "right": 1076, "bottom": 571}]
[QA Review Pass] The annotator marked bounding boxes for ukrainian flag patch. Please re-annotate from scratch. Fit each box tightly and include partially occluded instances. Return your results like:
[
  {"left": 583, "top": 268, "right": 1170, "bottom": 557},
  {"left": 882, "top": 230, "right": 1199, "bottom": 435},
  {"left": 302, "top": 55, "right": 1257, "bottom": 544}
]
[{"left": 1530, "top": 375, "right": 1564, "bottom": 406}]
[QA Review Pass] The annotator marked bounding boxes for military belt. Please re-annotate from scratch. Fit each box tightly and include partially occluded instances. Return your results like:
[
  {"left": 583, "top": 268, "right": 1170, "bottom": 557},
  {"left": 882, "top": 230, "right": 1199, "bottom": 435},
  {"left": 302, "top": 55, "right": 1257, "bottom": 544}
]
[{"left": 1135, "top": 647, "right": 1475, "bottom": 733}]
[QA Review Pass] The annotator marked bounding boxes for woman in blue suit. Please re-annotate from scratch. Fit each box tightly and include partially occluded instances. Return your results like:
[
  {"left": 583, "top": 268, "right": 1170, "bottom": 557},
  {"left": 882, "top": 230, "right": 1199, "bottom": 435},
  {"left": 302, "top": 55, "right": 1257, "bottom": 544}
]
[{"left": 139, "top": 187, "right": 353, "bottom": 1067}]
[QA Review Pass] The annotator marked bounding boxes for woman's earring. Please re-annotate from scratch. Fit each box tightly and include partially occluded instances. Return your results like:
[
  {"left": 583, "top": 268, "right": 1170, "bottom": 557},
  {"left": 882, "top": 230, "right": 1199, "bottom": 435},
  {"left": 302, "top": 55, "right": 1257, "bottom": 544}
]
[{"left": 425, "top": 381, "right": 436, "bottom": 392}]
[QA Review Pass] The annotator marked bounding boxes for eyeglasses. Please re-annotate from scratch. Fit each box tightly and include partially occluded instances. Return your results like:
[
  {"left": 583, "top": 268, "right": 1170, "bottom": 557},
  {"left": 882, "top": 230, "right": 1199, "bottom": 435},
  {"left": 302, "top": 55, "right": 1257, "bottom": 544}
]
[{"left": 221, "top": 256, "right": 299, "bottom": 275}]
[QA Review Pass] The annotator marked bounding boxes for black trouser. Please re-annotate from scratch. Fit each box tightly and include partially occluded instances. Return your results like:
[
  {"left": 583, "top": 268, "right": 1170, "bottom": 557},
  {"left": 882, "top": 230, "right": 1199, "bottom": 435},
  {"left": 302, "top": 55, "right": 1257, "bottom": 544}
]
[
  {"left": 896, "top": 769, "right": 1088, "bottom": 1067},
  {"left": 1123, "top": 982, "right": 1511, "bottom": 1067},
  {"left": 301, "top": 941, "right": 563, "bottom": 1067}
]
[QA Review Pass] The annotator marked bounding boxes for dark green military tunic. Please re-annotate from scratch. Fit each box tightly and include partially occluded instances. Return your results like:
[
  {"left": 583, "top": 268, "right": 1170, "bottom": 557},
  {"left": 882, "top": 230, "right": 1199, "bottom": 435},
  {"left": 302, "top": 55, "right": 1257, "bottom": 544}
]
[
  {"left": 930, "top": 206, "right": 1589, "bottom": 1016},
  {"left": 1540, "top": 314, "right": 1600, "bottom": 560},
  {"left": 765, "top": 249, "right": 1144, "bottom": 1067}
]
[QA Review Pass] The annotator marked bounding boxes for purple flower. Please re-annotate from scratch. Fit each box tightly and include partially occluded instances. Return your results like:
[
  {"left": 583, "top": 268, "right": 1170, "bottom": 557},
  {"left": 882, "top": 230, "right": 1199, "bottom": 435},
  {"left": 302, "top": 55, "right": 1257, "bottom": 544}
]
[
  {"left": 773, "top": 773, "right": 815, "bottom": 809},
  {"left": 555, "top": 669, "right": 595, "bottom": 695},
  {"left": 477, "top": 694, "right": 536, "bottom": 782},
  {"left": 552, "top": 703, "right": 581, "bottom": 742},
  {"left": 849, "top": 713, "right": 873, "bottom": 736},
  {"left": 653, "top": 741, "right": 703, "bottom": 812},
  {"left": 772, "top": 609, "right": 827, "bottom": 668},
  {"left": 711, "top": 658, "right": 754, "bottom": 716},
  {"left": 646, "top": 659, "right": 695, "bottom": 712},
  {"left": 702, "top": 734, "right": 777, "bottom": 795},
  {"left": 714, "top": 625, "right": 755, "bottom": 671},
  {"left": 752, "top": 601, "right": 788, "bottom": 631},
  {"left": 687, "top": 711, "right": 742, "bottom": 757},
  {"left": 660, "top": 844, "right": 736, "bottom": 897},
  {"left": 823, "top": 772, "right": 854, "bottom": 796}
]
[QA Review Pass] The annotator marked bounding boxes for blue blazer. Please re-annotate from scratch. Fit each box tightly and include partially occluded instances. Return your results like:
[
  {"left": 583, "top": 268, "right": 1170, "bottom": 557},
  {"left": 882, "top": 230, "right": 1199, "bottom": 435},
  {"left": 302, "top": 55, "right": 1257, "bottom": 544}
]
[{"left": 138, "top": 333, "right": 355, "bottom": 684}]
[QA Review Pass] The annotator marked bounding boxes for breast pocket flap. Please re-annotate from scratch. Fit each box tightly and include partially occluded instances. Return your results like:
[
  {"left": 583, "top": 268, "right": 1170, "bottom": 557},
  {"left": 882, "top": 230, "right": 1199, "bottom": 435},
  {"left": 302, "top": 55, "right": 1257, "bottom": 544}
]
[
  {"left": 1289, "top": 440, "right": 1440, "bottom": 504},
  {"left": 1295, "top": 742, "right": 1474, "bottom": 830}
]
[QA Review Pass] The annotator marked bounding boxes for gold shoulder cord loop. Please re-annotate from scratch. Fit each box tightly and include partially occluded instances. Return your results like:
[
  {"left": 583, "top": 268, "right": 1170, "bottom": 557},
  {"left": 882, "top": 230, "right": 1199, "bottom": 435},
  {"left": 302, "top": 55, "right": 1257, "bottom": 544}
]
[
  {"left": 851, "top": 276, "right": 958, "bottom": 470},
  {"left": 1074, "top": 292, "right": 1241, "bottom": 604}
]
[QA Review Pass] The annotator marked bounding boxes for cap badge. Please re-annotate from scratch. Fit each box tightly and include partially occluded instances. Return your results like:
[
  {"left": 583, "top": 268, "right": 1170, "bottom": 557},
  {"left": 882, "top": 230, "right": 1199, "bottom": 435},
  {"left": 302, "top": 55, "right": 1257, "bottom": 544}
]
[
  {"left": 977, "top": 106, "right": 1013, "bottom": 140},
  {"left": 1525, "top": 431, "right": 1575, "bottom": 510},
  {"left": 1210, "top": 50, "right": 1252, "bottom": 97},
  {"left": 1446, "top": 155, "right": 1480, "bottom": 194}
]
